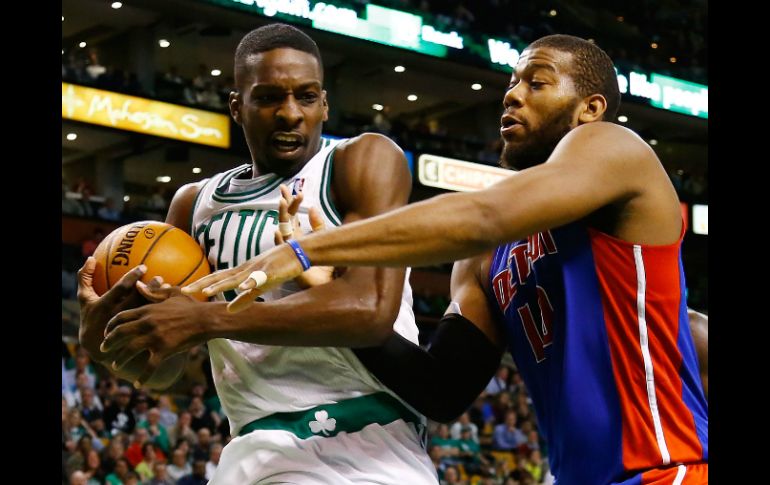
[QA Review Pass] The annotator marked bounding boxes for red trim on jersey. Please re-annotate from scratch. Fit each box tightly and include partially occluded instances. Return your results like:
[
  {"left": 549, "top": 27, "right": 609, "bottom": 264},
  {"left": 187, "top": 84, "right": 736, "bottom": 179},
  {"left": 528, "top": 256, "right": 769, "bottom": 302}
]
[
  {"left": 590, "top": 231, "right": 658, "bottom": 469},
  {"left": 589, "top": 224, "right": 702, "bottom": 472},
  {"left": 639, "top": 462, "right": 707, "bottom": 484},
  {"left": 638, "top": 238, "right": 703, "bottom": 464}
]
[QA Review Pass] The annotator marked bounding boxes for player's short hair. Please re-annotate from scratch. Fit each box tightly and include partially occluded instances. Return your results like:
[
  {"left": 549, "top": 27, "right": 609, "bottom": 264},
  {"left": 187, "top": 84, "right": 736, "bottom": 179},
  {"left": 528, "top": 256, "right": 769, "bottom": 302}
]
[
  {"left": 528, "top": 34, "right": 620, "bottom": 120},
  {"left": 235, "top": 23, "right": 323, "bottom": 80}
]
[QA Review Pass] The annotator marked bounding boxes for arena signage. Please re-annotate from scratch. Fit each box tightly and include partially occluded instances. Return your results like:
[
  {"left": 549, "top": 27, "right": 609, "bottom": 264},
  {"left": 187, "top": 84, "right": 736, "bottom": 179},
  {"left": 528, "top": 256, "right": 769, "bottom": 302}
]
[
  {"left": 616, "top": 71, "right": 708, "bottom": 119},
  {"left": 418, "top": 154, "right": 511, "bottom": 192},
  {"left": 61, "top": 83, "right": 230, "bottom": 148},
  {"left": 205, "top": 0, "right": 708, "bottom": 118},
  {"left": 692, "top": 204, "right": 708, "bottom": 235}
]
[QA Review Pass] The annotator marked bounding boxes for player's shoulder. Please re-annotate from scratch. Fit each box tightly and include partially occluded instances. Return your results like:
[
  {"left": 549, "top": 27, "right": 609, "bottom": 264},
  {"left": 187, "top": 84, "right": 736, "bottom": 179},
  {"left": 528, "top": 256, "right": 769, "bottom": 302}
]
[
  {"left": 172, "top": 180, "right": 207, "bottom": 205},
  {"left": 334, "top": 132, "right": 404, "bottom": 159},
  {"left": 559, "top": 122, "right": 657, "bottom": 165}
]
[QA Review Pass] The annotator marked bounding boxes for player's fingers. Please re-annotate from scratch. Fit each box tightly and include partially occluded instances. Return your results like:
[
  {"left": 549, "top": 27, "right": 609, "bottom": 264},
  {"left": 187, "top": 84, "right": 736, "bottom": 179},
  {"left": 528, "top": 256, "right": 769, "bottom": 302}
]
[
  {"left": 136, "top": 281, "right": 174, "bottom": 303},
  {"left": 77, "top": 257, "right": 99, "bottom": 305},
  {"left": 308, "top": 207, "right": 326, "bottom": 232},
  {"left": 227, "top": 287, "right": 266, "bottom": 313},
  {"left": 111, "top": 347, "right": 145, "bottom": 372},
  {"left": 287, "top": 191, "right": 303, "bottom": 217},
  {"left": 182, "top": 268, "right": 238, "bottom": 294},
  {"left": 133, "top": 352, "right": 163, "bottom": 389}
]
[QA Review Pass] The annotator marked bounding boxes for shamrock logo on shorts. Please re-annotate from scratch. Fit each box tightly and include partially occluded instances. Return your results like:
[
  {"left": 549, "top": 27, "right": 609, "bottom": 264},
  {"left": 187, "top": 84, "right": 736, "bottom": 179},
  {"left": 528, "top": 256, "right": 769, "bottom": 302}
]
[{"left": 309, "top": 410, "right": 337, "bottom": 436}]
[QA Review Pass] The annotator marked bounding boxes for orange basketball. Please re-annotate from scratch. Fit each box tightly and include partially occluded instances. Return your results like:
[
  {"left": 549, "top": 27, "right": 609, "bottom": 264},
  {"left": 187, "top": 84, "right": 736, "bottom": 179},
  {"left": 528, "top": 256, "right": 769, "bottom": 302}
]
[{"left": 92, "top": 221, "right": 210, "bottom": 301}]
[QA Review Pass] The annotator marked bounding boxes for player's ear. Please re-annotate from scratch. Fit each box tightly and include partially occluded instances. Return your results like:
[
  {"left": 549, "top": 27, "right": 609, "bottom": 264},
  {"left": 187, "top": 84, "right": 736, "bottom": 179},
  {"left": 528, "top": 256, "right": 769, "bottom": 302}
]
[
  {"left": 321, "top": 90, "right": 329, "bottom": 122},
  {"left": 577, "top": 94, "right": 607, "bottom": 124},
  {"left": 230, "top": 91, "right": 243, "bottom": 125}
]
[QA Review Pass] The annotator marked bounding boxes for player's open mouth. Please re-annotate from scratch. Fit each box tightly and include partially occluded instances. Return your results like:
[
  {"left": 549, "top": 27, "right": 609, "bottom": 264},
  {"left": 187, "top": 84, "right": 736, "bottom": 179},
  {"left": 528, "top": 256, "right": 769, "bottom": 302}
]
[
  {"left": 271, "top": 133, "right": 304, "bottom": 152},
  {"left": 500, "top": 114, "right": 524, "bottom": 137}
]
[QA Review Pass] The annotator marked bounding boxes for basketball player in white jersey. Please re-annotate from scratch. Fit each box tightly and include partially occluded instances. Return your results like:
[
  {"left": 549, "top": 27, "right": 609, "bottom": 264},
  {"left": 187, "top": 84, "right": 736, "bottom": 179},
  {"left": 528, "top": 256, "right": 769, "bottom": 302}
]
[{"left": 78, "top": 23, "right": 437, "bottom": 484}]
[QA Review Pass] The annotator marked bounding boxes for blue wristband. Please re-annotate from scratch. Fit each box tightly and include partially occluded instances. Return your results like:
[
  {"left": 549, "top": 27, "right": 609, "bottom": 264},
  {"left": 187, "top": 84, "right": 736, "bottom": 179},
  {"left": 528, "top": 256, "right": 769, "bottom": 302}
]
[{"left": 287, "top": 239, "right": 312, "bottom": 271}]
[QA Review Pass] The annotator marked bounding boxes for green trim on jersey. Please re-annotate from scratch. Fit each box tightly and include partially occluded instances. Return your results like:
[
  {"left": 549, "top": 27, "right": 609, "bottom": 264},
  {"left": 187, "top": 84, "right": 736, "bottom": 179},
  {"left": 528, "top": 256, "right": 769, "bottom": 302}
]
[
  {"left": 189, "top": 177, "right": 216, "bottom": 237},
  {"left": 212, "top": 175, "right": 284, "bottom": 204},
  {"left": 319, "top": 146, "right": 343, "bottom": 226},
  {"left": 237, "top": 392, "right": 421, "bottom": 439},
  {"left": 213, "top": 165, "right": 251, "bottom": 197}
]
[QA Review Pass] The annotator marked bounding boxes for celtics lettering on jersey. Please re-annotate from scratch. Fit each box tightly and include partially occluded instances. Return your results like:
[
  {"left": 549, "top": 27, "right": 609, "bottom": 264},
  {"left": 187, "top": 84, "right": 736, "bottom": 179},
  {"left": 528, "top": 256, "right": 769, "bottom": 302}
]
[
  {"left": 193, "top": 208, "right": 280, "bottom": 301},
  {"left": 491, "top": 231, "right": 558, "bottom": 362}
]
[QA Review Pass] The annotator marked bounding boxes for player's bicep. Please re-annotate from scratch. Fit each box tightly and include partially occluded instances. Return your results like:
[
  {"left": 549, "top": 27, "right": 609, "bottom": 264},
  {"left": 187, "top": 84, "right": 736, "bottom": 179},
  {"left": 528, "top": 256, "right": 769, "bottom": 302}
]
[
  {"left": 333, "top": 133, "right": 412, "bottom": 221},
  {"left": 449, "top": 256, "right": 504, "bottom": 349},
  {"left": 475, "top": 123, "right": 654, "bottom": 242},
  {"left": 332, "top": 135, "right": 411, "bottom": 293}
]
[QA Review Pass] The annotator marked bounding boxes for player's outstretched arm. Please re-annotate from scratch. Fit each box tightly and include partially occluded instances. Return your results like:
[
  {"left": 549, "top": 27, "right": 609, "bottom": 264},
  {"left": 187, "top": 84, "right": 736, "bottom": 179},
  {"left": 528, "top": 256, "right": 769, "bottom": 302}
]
[{"left": 186, "top": 122, "right": 654, "bottom": 311}]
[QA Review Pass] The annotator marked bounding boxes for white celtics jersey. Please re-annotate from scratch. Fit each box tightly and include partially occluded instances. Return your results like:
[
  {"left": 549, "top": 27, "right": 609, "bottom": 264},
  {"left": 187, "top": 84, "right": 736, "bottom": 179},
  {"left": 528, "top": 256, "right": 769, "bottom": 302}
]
[{"left": 190, "top": 137, "right": 420, "bottom": 435}]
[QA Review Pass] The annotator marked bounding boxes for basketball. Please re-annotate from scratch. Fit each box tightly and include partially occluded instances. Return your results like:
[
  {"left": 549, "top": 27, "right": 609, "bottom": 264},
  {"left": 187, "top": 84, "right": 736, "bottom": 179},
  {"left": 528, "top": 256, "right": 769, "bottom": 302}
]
[
  {"left": 92, "top": 221, "right": 210, "bottom": 301},
  {"left": 90, "top": 221, "right": 210, "bottom": 390}
]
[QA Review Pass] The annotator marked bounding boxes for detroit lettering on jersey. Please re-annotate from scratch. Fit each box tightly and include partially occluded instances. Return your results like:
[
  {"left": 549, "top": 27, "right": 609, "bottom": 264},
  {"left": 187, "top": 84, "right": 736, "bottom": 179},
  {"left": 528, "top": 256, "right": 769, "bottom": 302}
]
[{"left": 491, "top": 230, "right": 558, "bottom": 363}]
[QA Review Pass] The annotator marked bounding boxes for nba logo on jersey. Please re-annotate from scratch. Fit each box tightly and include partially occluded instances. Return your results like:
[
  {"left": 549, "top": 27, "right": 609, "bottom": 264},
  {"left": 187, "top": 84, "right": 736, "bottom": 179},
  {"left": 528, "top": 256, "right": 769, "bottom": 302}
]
[{"left": 291, "top": 178, "right": 305, "bottom": 195}]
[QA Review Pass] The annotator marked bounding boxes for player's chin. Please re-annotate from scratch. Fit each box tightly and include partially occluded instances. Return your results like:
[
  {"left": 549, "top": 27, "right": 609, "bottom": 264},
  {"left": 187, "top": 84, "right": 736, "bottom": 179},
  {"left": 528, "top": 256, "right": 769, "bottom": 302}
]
[{"left": 266, "top": 147, "right": 307, "bottom": 171}]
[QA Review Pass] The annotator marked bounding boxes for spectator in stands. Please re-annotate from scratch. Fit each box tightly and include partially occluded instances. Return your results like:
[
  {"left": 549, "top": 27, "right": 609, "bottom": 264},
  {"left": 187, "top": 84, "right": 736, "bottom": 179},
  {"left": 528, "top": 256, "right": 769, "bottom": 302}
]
[
  {"left": 145, "top": 462, "right": 175, "bottom": 485},
  {"left": 98, "top": 197, "right": 122, "bottom": 221},
  {"left": 126, "top": 427, "right": 153, "bottom": 467},
  {"left": 457, "top": 425, "right": 485, "bottom": 476},
  {"left": 70, "top": 470, "right": 89, "bottom": 485},
  {"left": 62, "top": 265, "right": 78, "bottom": 299},
  {"left": 166, "top": 448, "right": 192, "bottom": 483},
  {"left": 485, "top": 365, "right": 511, "bottom": 395},
  {"left": 133, "top": 393, "right": 151, "bottom": 424},
  {"left": 191, "top": 427, "right": 212, "bottom": 462},
  {"left": 65, "top": 435, "right": 92, "bottom": 478},
  {"left": 450, "top": 412, "right": 479, "bottom": 442},
  {"left": 156, "top": 395, "right": 178, "bottom": 429},
  {"left": 177, "top": 459, "right": 208, "bottom": 485},
  {"left": 123, "top": 470, "right": 141, "bottom": 485},
  {"left": 205, "top": 443, "right": 222, "bottom": 480},
  {"left": 491, "top": 391, "right": 513, "bottom": 423},
  {"left": 85, "top": 47, "right": 106, "bottom": 81},
  {"left": 168, "top": 410, "right": 197, "bottom": 448},
  {"left": 83, "top": 449, "right": 105, "bottom": 484},
  {"left": 147, "top": 186, "right": 169, "bottom": 211},
  {"left": 139, "top": 407, "right": 171, "bottom": 454},
  {"left": 442, "top": 464, "right": 465, "bottom": 484},
  {"left": 430, "top": 423, "right": 461, "bottom": 465},
  {"left": 188, "top": 396, "right": 216, "bottom": 434},
  {"left": 77, "top": 387, "right": 104, "bottom": 424},
  {"left": 63, "top": 184, "right": 84, "bottom": 216},
  {"left": 492, "top": 410, "right": 527, "bottom": 451},
  {"left": 134, "top": 443, "right": 159, "bottom": 482},
  {"left": 81, "top": 228, "right": 104, "bottom": 258},
  {"left": 521, "top": 449, "right": 545, "bottom": 483},
  {"left": 103, "top": 385, "right": 136, "bottom": 437},
  {"left": 99, "top": 438, "right": 125, "bottom": 478}
]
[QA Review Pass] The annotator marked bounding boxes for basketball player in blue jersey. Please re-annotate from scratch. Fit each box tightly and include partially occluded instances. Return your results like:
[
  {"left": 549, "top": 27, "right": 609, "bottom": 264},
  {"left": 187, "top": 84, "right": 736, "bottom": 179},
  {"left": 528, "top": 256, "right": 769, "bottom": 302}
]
[
  {"left": 188, "top": 35, "right": 708, "bottom": 484},
  {"left": 78, "top": 23, "right": 438, "bottom": 484}
]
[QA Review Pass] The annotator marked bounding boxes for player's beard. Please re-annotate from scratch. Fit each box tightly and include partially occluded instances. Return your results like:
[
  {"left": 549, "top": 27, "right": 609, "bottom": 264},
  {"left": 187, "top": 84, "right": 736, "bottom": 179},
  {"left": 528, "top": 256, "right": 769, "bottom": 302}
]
[{"left": 499, "top": 103, "right": 578, "bottom": 171}]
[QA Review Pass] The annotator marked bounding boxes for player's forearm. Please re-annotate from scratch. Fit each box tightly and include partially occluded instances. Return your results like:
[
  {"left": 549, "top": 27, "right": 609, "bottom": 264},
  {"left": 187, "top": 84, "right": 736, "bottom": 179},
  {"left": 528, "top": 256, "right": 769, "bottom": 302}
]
[
  {"left": 298, "top": 191, "right": 505, "bottom": 268},
  {"left": 205, "top": 271, "right": 403, "bottom": 347}
]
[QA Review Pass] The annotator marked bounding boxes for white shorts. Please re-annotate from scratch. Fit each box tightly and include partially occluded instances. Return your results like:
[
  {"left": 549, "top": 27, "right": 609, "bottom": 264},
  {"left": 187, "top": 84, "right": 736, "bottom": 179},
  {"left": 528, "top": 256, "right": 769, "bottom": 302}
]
[{"left": 209, "top": 393, "right": 438, "bottom": 485}]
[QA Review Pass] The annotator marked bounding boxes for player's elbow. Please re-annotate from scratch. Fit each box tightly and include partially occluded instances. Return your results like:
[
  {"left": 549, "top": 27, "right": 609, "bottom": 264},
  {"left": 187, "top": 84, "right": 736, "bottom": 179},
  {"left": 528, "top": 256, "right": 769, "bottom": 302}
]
[{"left": 352, "top": 294, "right": 400, "bottom": 346}]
